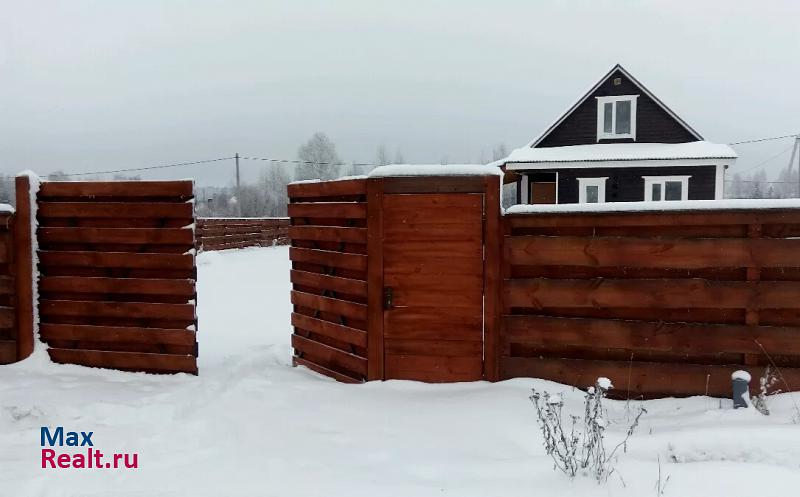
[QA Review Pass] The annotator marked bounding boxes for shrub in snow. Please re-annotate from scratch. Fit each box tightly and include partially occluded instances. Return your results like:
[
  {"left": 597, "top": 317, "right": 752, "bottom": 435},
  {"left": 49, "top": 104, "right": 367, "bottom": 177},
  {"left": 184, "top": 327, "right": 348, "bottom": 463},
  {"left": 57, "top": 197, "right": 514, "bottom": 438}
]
[
  {"left": 751, "top": 366, "right": 779, "bottom": 416},
  {"left": 529, "top": 377, "right": 646, "bottom": 483}
]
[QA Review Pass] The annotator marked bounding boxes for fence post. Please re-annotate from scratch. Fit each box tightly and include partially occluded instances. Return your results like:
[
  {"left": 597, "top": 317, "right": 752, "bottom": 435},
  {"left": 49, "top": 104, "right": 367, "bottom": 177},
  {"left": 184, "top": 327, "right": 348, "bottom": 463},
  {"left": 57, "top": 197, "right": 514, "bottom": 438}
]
[
  {"left": 483, "top": 175, "right": 502, "bottom": 382},
  {"left": 366, "top": 178, "right": 385, "bottom": 380},
  {"left": 14, "top": 175, "right": 34, "bottom": 361}
]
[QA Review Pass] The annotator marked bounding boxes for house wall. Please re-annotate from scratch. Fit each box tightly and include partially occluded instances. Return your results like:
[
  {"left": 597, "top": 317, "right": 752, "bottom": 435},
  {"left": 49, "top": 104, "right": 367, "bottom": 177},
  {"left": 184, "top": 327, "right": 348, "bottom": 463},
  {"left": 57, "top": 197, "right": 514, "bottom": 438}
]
[
  {"left": 524, "top": 165, "right": 718, "bottom": 203},
  {"left": 536, "top": 69, "right": 698, "bottom": 147}
]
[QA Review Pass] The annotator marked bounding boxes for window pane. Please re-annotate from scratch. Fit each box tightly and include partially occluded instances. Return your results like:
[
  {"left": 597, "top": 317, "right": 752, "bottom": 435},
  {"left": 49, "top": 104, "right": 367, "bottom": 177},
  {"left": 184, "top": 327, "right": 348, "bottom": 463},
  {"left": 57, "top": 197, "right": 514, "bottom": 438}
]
[
  {"left": 665, "top": 181, "right": 682, "bottom": 201},
  {"left": 586, "top": 185, "right": 599, "bottom": 203},
  {"left": 616, "top": 100, "right": 631, "bottom": 134},
  {"left": 651, "top": 183, "right": 662, "bottom": 201},
  {"left": 603, "top": 103, "right": 613, "bottom": 133}
]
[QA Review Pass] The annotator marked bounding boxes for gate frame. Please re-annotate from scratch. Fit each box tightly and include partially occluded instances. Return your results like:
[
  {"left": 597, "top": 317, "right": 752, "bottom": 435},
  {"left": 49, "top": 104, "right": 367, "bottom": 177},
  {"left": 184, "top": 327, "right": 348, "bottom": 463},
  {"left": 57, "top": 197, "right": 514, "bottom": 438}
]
[{"left": 365, "top": 175, "right": 502, "bottom": 381}]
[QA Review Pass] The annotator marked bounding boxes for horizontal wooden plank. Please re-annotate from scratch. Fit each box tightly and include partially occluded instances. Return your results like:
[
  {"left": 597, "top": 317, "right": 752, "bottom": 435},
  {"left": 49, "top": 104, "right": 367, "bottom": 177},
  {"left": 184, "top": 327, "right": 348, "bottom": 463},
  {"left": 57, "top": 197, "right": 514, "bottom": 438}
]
[
  {"left": 39, "top": 227, "right": 193, "bottom": 245},
  {"left": 292, "top": 356, "right": 362, "bottom": 383},
  {"left": 48, "top": 348, "right": 197, "bottom": 374},
  {"left": 40, "top": 323, "right": 196, "bottom": 345},
  {"left": 384, "top": 311, "right": 481, "bottom": 340},
  {"left": 499, "top": 356, "right": 800, "bottom": 398},
  {"left": 384, "top": 339, "right": 482, "bottom": 357},
  {"left": 38, "top": 202, "right": 193, "bottom": 219},
  {"left": 505, "top": 235, "right": 800, "bottom": 268},
  {"left": 38, "top": 251, "right": 194, "bottom": 270},
  {"left": 0, "top": 307, "right": 15, "bottom": 328},
  {"left": 504, "top": 278, "right": 800, "bottom": 310},
  {"left": 198, "top": 217, "right": 288, "bottom": 226},
  {"left": 382, "top": 176, "right": 487, "bottom": 194},
  {"left": 292, "top": 334, "right": 367, "bottom": 376},
  {"left": 287, "top": 178, "right": 366, "bottom": 199},
  {"left": 289, "top": 247, "right": 367, "bottom": 272},
  {"left": 292, "top": 313, "right": 367, "bottom": 348},
  {"left": 288, "top": 225, "right": 367, "bottom": 244},
  {"left": 0, "top": 340, "right": 15, "bottom": 363},
  {"left": 384, "top": 354, "right": 483, "bottom": 382},
  {"left": 0, "top": 276, "right": 14, "bottom": 295},
  {"left": 288, "top": 202, "right": 366, "bottom": 219},
  {"left": 384, "top": 241, "right": 483, "bottom": 260},
  {"left": 39, "top": 181, "right": 193, "bottom": 198},
  {"left": 40, "top": 277, "right": 195, "bottom": 297},
  {"left": 290, "top": 291, "right": 367, "bottom": 321},
  {"left": 504, "top": 210, "right": 800, "bottom": 229},
  {"left": 40, "top": 300, "right": 196, "bottom": 320},
  {"left": 290, "top": 270, "right": 366, "bottom": 297},
  {"left": 503, "top": 315, "right": 800, "bottom": 356}
]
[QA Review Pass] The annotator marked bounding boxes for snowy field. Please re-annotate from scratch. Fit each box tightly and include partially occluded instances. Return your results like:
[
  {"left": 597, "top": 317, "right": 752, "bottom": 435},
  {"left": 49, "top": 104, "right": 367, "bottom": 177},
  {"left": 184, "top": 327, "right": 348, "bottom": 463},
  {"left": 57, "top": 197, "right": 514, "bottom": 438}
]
[{"left": 2, "top": 246, "right": 800, "bottom": 496}]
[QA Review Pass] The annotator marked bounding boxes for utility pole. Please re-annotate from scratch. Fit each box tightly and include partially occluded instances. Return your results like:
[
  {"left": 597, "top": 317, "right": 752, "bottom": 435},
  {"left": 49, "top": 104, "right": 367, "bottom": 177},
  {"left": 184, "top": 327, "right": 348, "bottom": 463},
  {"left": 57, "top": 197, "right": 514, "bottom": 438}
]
[{"left": 235, "top": 153, "right": 242, "bottom": 216}]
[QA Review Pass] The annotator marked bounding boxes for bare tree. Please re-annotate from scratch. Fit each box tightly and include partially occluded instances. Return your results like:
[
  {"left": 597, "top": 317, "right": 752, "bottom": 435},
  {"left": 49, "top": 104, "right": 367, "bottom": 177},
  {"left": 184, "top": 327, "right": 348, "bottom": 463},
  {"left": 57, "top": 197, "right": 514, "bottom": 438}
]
[
  {"left": 259, "top": 163, "right": 291, "bottom": 216},
  {"left": 297, "top": 132, "right": 341, "bottom": 181},
  {"left": 376, "top": 144, "right": 390, "bottom": 166},
  {"left": 492, "top": 143, "right": 508, "bottom": 162}
]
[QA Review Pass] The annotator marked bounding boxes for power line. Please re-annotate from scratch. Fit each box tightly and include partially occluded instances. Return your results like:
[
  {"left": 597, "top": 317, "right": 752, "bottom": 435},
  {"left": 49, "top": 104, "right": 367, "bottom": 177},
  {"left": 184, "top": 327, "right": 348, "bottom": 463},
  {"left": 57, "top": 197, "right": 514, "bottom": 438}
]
[
  {"left": 62, "top": 156, "right": 235, "bottom": 177},
  {"left": 728, "top": 133, "right": 799, "bottom": 145},
  {"left": 724, "top": 179, "right": 798, "bottom": 184},
  {"left": 238, "top": 155, "right": 379, "bottom": 167},
  {"left": 727, "top": 143, "right": 796, "bottom": 175}
]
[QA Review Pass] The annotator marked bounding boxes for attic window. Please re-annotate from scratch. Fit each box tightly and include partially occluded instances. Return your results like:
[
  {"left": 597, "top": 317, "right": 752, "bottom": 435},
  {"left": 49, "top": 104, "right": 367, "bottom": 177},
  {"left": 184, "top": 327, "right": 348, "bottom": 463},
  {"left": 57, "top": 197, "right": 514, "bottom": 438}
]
[{"left": 596, "top": 95, "right": 638, "bottom": 141}]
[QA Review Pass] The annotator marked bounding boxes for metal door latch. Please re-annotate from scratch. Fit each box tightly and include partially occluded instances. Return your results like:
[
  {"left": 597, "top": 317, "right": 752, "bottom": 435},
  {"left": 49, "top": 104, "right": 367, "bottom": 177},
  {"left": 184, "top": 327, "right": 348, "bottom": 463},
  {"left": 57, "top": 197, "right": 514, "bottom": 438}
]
[{"left": 383, "top": 287, "right": 393, "bottom": 309}]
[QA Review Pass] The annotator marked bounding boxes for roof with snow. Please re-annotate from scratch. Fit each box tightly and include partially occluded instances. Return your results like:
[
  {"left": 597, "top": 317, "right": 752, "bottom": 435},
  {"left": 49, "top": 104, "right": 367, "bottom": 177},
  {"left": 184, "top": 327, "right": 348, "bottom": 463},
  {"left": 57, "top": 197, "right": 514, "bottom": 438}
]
[
  {"left": 527, "top": 64, "right": 703, "bottom": 148},
  {"left": 504, "top": 141, "right": 737, "bottom": 166}
]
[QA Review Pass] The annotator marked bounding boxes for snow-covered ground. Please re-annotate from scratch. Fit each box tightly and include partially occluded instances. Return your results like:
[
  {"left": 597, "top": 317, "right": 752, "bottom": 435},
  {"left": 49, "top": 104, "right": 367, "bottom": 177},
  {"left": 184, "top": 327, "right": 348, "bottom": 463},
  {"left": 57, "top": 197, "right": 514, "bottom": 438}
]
[{"left": 1, "top": 246, "right": 800, "bottom": 496}]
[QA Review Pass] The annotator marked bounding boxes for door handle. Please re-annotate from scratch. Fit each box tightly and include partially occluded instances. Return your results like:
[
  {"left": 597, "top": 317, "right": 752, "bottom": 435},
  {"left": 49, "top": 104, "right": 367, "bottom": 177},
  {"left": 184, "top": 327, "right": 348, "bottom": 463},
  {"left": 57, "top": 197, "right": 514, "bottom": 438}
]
[{"left": 383, "top": 287, "right": 393, "bottom": 310}]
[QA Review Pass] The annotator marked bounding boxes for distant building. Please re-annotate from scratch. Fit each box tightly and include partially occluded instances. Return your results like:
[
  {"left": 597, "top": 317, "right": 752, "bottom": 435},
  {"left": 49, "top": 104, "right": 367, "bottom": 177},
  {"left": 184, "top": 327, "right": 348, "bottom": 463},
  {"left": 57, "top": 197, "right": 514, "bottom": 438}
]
[{"left": 502, "top": 64, "right": 737, "bottom": 204}]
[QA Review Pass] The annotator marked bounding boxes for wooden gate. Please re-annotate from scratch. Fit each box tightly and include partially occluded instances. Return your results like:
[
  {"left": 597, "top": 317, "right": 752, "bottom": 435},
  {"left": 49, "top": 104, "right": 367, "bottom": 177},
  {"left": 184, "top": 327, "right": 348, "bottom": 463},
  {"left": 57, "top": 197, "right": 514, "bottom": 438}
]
[{"left": 364, "top": 175, "right": 502, "bottom": 382}]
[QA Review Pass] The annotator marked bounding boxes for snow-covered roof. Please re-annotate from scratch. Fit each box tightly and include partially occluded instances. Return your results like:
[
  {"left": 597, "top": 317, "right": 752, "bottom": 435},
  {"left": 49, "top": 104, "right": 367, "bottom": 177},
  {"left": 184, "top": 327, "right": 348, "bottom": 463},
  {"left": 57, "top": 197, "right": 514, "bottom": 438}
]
[
  {"left": 368, "top": 164, "right": 503, "bottom": 177},
  {"left": 505, "top": 198, "right": 800, "bottom": 215},
  {"left": 526, "top": 64, "right": 703, "bottom": 147},
  {"left": 504, "top": 141, "right": 737, "bottom": 165}
]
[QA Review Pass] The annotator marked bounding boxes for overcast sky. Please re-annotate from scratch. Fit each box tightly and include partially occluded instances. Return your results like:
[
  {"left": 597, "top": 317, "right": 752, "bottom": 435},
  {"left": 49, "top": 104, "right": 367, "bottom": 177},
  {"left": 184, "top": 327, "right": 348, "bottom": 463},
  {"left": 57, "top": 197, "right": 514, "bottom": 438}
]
[{"left": 2, "top": 0, "right": 799, "bottom": 186}]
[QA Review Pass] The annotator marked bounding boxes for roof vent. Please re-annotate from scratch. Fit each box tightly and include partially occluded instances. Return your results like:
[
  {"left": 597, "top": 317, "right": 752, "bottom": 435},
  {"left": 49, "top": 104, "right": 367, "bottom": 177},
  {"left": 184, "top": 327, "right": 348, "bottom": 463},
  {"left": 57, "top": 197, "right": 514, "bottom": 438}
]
[{"left": 613, "top": 77, "right": 622, "bottom": 86}]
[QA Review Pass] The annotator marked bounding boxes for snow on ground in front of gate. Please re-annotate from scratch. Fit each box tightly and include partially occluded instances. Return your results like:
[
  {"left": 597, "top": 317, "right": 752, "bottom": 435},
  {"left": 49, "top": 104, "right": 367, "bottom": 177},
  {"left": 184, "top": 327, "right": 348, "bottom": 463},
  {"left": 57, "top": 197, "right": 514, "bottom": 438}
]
[{"left": 2, "top": 246, "right": 800, "bottom": 497}]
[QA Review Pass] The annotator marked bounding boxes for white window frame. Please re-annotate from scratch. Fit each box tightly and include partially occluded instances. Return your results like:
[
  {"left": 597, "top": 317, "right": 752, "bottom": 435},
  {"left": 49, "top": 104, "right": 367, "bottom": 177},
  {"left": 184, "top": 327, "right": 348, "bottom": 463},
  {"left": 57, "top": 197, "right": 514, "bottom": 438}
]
[
  {"left": 578, "top": 177, "right": 608, "bottom": 203},
  {"left": 642, "top": 175, "right": 691, "bottom": 201},
  {"left": 596, "top": 95, "right": 638, "bottom": 141}
]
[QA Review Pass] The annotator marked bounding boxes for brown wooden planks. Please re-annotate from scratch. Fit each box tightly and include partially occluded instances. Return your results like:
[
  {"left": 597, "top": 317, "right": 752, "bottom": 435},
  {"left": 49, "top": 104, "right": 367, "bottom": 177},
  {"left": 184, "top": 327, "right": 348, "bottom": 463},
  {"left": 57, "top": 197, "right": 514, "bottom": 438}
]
[
  {"left": 292, "top": 334, "right": 367, "bottom": 376},
  {"left": 290, "top": 291, "right": 367, "bottom": 321},
  {"left": 289, "top": 225, "right": 367, "bottom": 244},
  {"left": 504, "top": 278, "right": 800, "bottom": 310},
  {"left": 39, "top": 251, "right": 194, "bottom": 270},
  {"left": 289, "top": 247, "right": 367, "bottom": 272},
  {"left": 38, "top": 202, "right": 193, "bottom": 219},
  {"left": 40, "top": 300, "right": 196, "bottom": 320},
  {"left": 505, "top": 235, "right": 800, "bottom": 268},
  {"left": 40, "top": 181, "right": 193, "bottom": 199},
  {"left": 40, "top": 324, "right": 195, "bottom": 345},
  {"left": 48, "top": 348, "right": 197, "bottom": 374},
  {"left": 288, "top": 202, "right": 366, "bottom": 219},
  {"left": 500, "top": 356, "right": 800, "bottom": 398},
  {"left": 287, "top": 178, "right": 366, "bottom": 199},
  {"left": 503, "top": 315, "right": 800, "bottom": 356},
  {"left": 292, "top": 356, "right": 362, "bottom": 383},
  {"left": 291, "top": 313, "right": 367, "bottom": 348},
  {"left": 40, "top": 277, "right": 195, "bottom": 297},
  {"left": 384, "top": 354, "right": 483, "bottom": 382},
  {"left": 39, "top": 227, "right": 193, "bottom": 245},
  {"left": 0, "top": 340, "right": 16, "bottom": 363},
  {"left": 290, "top": 270, "right": 366, "bottom": 297}
]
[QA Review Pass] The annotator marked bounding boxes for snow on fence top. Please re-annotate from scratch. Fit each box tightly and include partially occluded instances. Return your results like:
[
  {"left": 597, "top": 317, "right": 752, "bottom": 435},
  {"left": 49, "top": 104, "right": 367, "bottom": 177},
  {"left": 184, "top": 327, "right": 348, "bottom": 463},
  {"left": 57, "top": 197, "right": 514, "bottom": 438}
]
[
  {"left": 506, "top": 198, "right": 800, "bottom": 215},
  {"left": 289, "top": 175, "right": 367, "bottom": 185},
  {"left": 0, "top": 204, "right": 14, "bottom": 214},
  {"left": 503, "top": 141, "right": 737, "bottom": 165},
  {"left": 368, "top": 164, "right": 503, "bottom": 177}
]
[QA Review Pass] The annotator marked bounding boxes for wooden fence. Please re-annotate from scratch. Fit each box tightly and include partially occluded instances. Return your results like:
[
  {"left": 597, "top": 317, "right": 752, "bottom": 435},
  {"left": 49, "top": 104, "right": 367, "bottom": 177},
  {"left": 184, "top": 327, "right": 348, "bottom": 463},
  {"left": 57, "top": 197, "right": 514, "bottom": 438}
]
[
  {"left": 0, "top": 177, "right": 34, "bottom": 365},
  {"left": 287, "top": 179, "right": 368, "bottom": 383},
  {"left": 36, "top": 180, "right": 198, "bottom": 374},
  {"left": 501, "top": 209, "right": 800, "bottom": 397},
  {"left": 196, "top": 218, "right": 289, "bottom": 251},
  {"left": 288, "top": 174, "right": 800, "bottom": 398}
]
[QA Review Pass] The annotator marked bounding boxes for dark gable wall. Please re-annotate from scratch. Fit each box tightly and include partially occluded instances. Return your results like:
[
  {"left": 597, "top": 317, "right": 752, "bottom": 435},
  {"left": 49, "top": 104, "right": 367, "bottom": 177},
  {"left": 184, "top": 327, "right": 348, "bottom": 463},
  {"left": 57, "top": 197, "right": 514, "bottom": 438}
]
[
  {"left": 536, "top": 69, "right": 698, "bottom": 147},
  {"left": 527, "top": 165, "right": 717, "bottom": 203}
]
